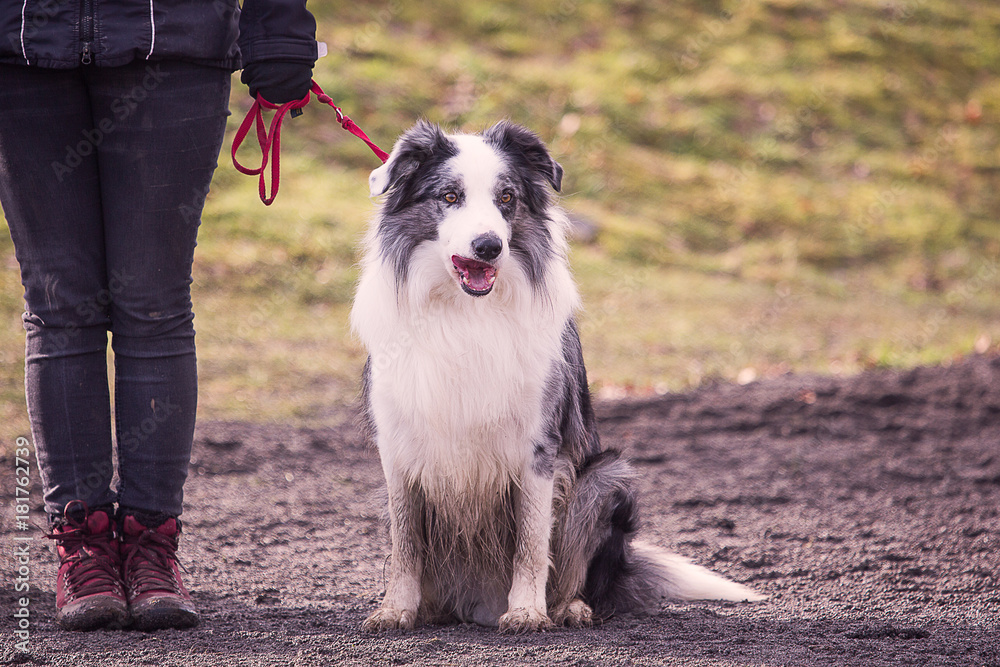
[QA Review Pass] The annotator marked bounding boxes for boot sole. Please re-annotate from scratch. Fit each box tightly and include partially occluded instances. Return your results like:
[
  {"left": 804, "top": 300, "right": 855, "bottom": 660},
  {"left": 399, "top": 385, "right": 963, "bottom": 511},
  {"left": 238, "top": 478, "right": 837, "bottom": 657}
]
[
  {"left": 130, "top": 597, "right": 199, "bottom": 631},
  {"left": 57, "top": 596, "right": 129, "bottom": 632}
]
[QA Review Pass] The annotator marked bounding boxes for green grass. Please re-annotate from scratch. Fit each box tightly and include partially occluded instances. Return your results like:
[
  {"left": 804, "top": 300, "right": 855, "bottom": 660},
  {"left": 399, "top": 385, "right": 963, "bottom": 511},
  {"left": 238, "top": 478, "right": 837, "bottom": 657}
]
[{"left": 3, "top": 0, "right": 1000, "bottom": 445}]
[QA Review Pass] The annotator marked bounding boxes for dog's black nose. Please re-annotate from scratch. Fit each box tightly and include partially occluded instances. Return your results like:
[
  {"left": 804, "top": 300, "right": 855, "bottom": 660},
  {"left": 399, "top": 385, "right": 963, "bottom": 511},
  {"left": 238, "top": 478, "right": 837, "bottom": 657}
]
[{"left": 472, "top": 233, "right": 503, "bottom": 261}]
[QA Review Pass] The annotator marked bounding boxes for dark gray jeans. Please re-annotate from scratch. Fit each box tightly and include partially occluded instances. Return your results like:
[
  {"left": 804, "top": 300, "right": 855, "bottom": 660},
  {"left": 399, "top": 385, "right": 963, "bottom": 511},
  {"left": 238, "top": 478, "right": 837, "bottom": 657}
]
[{"left": 0, "top": 60, "right": 230, "bottom": 519}]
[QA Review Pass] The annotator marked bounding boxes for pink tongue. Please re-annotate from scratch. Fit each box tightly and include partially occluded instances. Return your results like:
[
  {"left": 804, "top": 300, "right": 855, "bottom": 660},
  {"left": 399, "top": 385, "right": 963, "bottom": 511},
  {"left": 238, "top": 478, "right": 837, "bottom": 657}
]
[
  {"left": 465, "top": 266, "right": 493, "bottom": 291},
  {"left": 453, "top": 255, "right": 496, "bottom": 292}
]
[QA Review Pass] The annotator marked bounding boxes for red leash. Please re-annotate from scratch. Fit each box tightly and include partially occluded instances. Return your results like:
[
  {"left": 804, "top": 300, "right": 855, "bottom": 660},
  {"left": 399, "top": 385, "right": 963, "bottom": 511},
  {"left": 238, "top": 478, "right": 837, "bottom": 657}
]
[{"left": 231, "top": 80, "right": 389, "bottom": 205}]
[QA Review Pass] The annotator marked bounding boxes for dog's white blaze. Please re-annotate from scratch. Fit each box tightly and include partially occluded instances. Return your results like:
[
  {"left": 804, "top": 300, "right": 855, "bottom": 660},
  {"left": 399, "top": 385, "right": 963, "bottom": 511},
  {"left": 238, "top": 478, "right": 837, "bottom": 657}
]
[{"left": 438, "top": 136, "right": 510, "bottom": 272}]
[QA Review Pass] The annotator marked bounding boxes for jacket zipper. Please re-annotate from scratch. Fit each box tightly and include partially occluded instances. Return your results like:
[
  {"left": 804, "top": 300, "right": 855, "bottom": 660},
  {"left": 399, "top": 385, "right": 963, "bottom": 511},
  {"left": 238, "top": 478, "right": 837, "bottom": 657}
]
[{"left": 80, "top": 0, "right": 94, "bottom": 64}]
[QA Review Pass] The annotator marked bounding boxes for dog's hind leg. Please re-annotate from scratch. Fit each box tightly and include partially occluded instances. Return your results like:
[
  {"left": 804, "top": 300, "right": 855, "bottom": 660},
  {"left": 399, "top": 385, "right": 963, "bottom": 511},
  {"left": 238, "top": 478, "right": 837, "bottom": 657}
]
[
  {"left": 362, "top": 472, "right": 424, "bottom": 631},
  {"left": 548, "top": 450, "right": 635, "bottom": 625},
  {"left": 498, "top": 469, "right": 556, "bottom": 633},
  {"left": 554, "top": 450, "right": 762, "bottom": 619}
]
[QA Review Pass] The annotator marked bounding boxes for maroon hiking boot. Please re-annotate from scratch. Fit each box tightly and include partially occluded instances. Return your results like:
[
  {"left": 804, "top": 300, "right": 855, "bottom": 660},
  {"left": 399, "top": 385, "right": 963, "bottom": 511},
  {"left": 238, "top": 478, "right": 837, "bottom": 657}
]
[
  {"left": 46, "top": 502, "right": 129, "bottom": 631},
  {"left": 120, "top": 514, "right": 199, "bottom": 631}
]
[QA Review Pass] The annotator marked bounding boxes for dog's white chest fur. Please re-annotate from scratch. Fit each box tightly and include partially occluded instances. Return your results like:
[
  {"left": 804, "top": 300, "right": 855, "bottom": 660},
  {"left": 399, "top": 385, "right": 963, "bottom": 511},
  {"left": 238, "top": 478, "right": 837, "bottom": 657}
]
[{"left": 353, "top": 244, "right": 575, "bottom": 497}]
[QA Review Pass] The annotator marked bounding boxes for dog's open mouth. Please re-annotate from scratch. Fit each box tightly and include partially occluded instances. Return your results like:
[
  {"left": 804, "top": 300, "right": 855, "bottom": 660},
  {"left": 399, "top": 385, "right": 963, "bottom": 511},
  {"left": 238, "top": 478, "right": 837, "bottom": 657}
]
[{"left": 452, "top": 255, "right": 497, "bottom": 296}]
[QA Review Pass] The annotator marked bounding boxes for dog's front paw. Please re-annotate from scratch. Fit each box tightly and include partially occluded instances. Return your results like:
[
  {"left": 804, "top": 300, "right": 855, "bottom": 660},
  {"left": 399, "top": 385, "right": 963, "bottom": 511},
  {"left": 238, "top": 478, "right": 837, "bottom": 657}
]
[
  {"left": 362, "top": 606, "right": 418, "bottom": 632},
  {"left": 551, "top": 599, "right": 593, "bottom": 628},
  {"left": 498, "top": 606, "right": 554, "bottom": 634}
]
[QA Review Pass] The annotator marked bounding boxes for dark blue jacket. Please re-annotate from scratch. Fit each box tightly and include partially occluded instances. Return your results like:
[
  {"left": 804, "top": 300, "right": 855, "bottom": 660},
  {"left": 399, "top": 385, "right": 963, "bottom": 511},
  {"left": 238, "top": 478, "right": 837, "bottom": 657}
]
[{"left": 0, "top": 0, "right": 317, "bottom": 70}]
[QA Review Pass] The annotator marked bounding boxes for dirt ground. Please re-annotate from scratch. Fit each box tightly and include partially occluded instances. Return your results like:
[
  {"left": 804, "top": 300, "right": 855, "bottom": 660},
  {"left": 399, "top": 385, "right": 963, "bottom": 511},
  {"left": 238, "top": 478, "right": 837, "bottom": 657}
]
[{"left": 3, "top": 354, "right": 999, "bottom": 666}]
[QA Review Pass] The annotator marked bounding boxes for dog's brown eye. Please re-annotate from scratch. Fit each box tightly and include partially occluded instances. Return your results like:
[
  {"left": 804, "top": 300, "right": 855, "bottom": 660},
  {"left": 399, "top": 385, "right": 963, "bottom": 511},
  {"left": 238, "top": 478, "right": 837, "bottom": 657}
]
[
  {"left": 444, "top": 192, "right": 458, "bottom": 203},
  {"left": 500, "top": 191, "right": 513, "bottom": 204}
]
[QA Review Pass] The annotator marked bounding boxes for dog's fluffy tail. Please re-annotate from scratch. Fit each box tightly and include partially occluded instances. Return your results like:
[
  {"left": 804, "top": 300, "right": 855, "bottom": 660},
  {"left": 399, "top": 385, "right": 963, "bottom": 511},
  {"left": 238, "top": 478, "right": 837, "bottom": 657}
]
[
  {"left": 572, "top": 453, "right": 764, "bottom": 617},
  {"left": 632, "top": 541, "right": 764, "bottom": 602},
  {"left": 564, "top": 450, "right": 764, "bottom": 618},
  {"left": 585, "top": 539, "right": 764, "bottom": 618}
]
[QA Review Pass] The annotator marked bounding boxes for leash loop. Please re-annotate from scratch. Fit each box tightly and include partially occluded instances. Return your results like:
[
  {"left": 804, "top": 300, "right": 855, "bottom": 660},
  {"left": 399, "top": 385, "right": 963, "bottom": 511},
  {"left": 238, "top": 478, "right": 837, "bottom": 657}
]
[{"left": 231, "top": 79, "right": 388, "bottom": 206}]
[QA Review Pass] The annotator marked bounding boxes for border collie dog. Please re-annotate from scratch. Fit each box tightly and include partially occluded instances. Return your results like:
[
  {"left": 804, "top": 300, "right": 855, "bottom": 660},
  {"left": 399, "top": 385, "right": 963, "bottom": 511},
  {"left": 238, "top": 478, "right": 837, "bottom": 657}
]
[{"left": 351, "top": 121, "right": 761, "bottom": 633}]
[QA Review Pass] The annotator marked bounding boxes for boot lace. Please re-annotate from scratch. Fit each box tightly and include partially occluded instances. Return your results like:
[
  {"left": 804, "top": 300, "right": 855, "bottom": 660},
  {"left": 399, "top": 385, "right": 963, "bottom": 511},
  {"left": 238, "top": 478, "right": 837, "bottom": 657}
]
[
  {"left": 45, "top": 508, "right": 123, "bottom": 601},
  {"left": 122, "top": 527, "right": 183, "bottom": 596}
]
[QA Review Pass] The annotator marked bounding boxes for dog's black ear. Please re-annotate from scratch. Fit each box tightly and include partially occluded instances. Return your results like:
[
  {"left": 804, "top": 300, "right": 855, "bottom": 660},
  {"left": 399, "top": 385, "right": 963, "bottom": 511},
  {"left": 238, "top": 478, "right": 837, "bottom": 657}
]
[
  {"left": 370, "top": 120, "right": 454, "bottom": 197},
  {"left": 484, "top": 120, "right": 563, "bottom": 193}
]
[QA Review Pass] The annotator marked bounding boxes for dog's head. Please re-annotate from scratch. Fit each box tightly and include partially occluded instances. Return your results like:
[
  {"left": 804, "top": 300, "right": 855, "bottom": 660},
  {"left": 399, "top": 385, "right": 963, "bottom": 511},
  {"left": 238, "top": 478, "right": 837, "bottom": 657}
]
[{"left": 370, "top": 121, "right": 563, "bottom": 297}]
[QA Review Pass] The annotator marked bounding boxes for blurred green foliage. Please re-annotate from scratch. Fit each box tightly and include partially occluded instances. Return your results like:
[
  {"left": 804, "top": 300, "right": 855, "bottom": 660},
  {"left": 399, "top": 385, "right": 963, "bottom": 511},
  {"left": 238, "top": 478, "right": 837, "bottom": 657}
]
[
  {"left": 2, "top": 0, "right": 999, "bottom": 437},
  {"left": 307, "top": 0, "right": 1000, "bottom": 269}
]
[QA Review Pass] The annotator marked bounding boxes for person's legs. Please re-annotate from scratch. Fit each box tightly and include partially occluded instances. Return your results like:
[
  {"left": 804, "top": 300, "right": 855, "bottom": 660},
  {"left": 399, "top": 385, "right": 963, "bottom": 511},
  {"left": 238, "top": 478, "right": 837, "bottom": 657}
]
[
  {"left": 0, "top": 64, "right": 117, "bottom": 517},
  {"left": 84, "top": 60, "right": 230, "bottom": 520},
  {"left": 0, "top": 64, "right": 127, "bottom": 631},
  {"left": 2, "top": 59, "right": 230, "bottom": 632},
  {"left": 86, "top": 60, "right": 230, "bottom": 630}
]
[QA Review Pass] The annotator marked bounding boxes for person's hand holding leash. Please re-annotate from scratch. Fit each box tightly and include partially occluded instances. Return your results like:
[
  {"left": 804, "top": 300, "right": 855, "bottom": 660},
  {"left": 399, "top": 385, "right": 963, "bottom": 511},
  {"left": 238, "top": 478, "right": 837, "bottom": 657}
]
[{"left": 241, "top": 61, "right": 314, "bottom": 104}]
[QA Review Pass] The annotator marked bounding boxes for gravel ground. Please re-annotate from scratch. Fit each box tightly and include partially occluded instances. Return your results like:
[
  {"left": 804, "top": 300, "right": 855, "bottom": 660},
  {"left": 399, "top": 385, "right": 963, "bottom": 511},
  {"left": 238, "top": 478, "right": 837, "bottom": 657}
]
[{"left": 3, "top": 354, "right": 998, "bottom": 666}]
